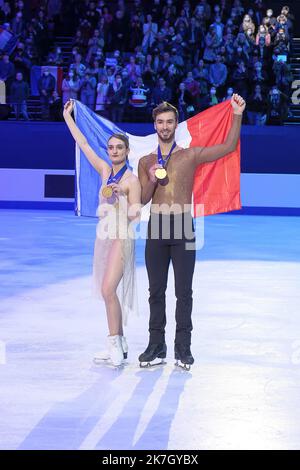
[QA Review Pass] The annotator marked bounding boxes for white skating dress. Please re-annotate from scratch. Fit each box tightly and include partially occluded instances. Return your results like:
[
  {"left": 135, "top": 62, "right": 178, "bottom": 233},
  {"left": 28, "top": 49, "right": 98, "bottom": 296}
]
[{"left": 92, "top": 178, "right": 137, "bottom": 325}]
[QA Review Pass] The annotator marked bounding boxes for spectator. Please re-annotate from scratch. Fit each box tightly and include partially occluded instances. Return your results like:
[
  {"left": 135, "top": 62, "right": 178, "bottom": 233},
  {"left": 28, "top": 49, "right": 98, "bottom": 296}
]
[
  {"left": 211, "top": 16, "right": 225, "bottom": 42},
  {"left": 241, "top": 14, "right": 255, "bottom": 35},
  {"left": 77, "top": 19, "right": 93, "bottom": 45},
  {"left": 112, "top": 10, "right": 128, "bottom": 51},
  {"left": 0, "top": 54, "right": 15, "bottom": 87},
  {"left": 95, "top": 74, "right": 110, "bottom": 117},
  {"left": 203, "top": 26, "right": 220, "bottom": 63},
  {"left": 106, "top": 66, "right": 116, "bottom": 85},
  {"left": 89, "top": 59, "right": 104, "bottom": 82},
  {"left": 256, "top": 24, "right": 271, "bottom": 46},
  {"left": 232, "top": 60, "right": 249, "bottom": 99},
  {"left": 167, "top": 62, "right": 183, "bottom": 92},
  {"left": 86, "top": 29, "right": 105, "bottom": 63},
  {"left": 276, "top": 14, "right": 289, "bottom": 38},
  {"left": 280, "top": 6, "right": 293, "bottom": 36},
  {"left": 163, "top": 0, "right": 177, "bottom": 19},
  {"left": 253, "top": 0, "right": 266, "bottom": 26},
  {"left": 233, "top": 45, "right": 249, "bottom": 66},
  {"left": 151, "top": 31, "right": 167, "bottom": 55},
  {"left": 129, "top": 76, "right": 150, "bottom": 121},
  {"left": 70, "top": 53, "right": 86, "bottom": 78},
  {"left": 274, "top": 28, "right": 289, "bottom": 53},
  {"left": 158, "top": 52, "right": 172, "bottom": 79},
  {"left": 49, "top": 90, "right": 63, "bottom": 121},
  {"left": 85, "top": 2, "right": 100, "bottom": 29},
  {"left": 12, "top": 42, "right": 31, "bottom": 82},
  {"left": 10, "top": 71, "right": 29, "bottom": 120},
  {"left": 72, "top": 30, "right": 85, "bottom": 50},
  {"left": 142, "top": 14, "right": 158, "bottom": 54},
  {"left": 125, "top": 55, "right": 141, "bottom": 82},
  {"left": 175, "top": 81, "right": 194, "bottom": 121},
  {"left": 251, "top": 61, "right": 268, "bottom": 90},
  {"left": 263, "top": 9, "right": 277, "bottom": 38},
  {"left": 255, "top": 36, "right": 272, "bottom": 65},
  {"left": 186, "top": 17, "right": 203, "bottom": 66},
  {"left": 222, "top": 87, "right": 234, "bottom": 101},
  {"left": 102, "top": 5, "right": 113, "bottom": 25},
  {"left": 194, "top": 1, "right": 211, "bottom": 20},
  {"left": 209, "top": 54, "right": 228, "bottom": 92},
  {"left": 234, "top": 33, "right": 251, "bottom": 59},
  {"left": 62, "top": 70, "right": 80, "bottom": 105},
  {"left": 273, "top": 59, "right": 292, "bottom": 96},
  {"left": 38, "top": 66, "right": 56, "bottom": 120},
  {"left": 152, "top": 77, "right": 172, "bottom": 107},
  {"left": 129, "top": 15, "right": 143, "bottom": 50},
  {"left": 184, "top": 71, "right": 200, "bottom": 106},
  {"left": 208, "top": 86, "right": 219, "bottom": 106},
  {"left": 193, "top": 59, "right": 209, "bottom": 95},
  {"left": 174, "top": 9, "right": 189, "bottom": 33},
  {"left": 142, "top": 53, "right": 155, "bottom": 76},
  {"left": 107, "top": 73, "right": 128, "bottom": 122},
  {"left": 267, "top": 86, "right": 286, "bottom": 125},
  {"left": 80, "top": 69, "right": 97, "bottom": 110},
  {"left": 170, "top": 48, "right": 184, "bottom": 71},
  {"left": 247, "top": 84, "right": 267, "bottom": 125},
  {"left": 11, "top": 11, "right": 25, "bottom": 36},
  {"left": 47, "top": 46, "right": 64, "bottom": 66},
  {"left": 0, "top": 2, "right": 12, "bottom": 22}
]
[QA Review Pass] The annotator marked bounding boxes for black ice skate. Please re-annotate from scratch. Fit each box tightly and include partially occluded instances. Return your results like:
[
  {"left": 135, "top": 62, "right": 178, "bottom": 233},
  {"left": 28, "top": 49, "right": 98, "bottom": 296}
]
[
  {"left": 139, "top": 343, "right": 167, "bottom": 368},
  {"left": 174, "top": 344, "right": 194, "bottom": 371}
]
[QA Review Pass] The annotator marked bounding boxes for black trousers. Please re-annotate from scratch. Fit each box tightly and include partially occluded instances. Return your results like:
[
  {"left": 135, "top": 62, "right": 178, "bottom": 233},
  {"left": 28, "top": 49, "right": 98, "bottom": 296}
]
[{"left": 145, "top": 212, "right": 196, "bottom": 347}]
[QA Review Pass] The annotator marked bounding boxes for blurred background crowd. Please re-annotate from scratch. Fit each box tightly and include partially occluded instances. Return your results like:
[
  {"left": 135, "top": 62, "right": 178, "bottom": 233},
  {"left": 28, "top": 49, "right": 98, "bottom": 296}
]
[{"left": 0, "top": 0, "right": 296, "bottom": 124}]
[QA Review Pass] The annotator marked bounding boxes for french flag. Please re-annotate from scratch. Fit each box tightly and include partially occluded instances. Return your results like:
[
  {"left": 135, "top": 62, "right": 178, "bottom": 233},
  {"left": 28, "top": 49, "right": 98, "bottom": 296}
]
[{"left": 74, "top": 100, "right": 241, "bottom": 218}]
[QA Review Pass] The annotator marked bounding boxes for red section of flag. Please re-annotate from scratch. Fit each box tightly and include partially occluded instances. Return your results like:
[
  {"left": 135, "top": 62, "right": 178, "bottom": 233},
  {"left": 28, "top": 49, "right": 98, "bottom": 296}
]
[{"left": 188, "top": 100, "right": 241, "bottom": 216}]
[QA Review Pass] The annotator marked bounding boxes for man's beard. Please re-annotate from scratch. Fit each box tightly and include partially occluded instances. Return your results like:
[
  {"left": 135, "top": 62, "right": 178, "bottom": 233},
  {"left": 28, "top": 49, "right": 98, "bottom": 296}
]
[{"left": 158, "top": 131, "right": 176, "bottom": 143}]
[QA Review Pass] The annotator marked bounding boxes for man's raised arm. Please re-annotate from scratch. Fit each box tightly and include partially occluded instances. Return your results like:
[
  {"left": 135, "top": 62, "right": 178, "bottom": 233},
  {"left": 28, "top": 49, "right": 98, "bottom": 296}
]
[{"left": 192, "top": 94, "right": 245, "bottom": 166}]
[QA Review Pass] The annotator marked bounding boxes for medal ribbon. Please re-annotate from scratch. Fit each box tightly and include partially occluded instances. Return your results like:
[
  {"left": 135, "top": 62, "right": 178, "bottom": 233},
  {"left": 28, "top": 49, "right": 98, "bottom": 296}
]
[
  {"left": 107, "top": 163, "right": 128, "bottom": 186},
  {"left": 157, "top": 141, "right": 177, "bottom": 168}
]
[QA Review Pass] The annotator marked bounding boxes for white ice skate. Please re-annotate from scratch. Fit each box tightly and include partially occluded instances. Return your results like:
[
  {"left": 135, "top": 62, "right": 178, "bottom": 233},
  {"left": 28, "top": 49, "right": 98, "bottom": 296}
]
[{"left": 93, "top": 336, "right": 128, "bottom": 366}]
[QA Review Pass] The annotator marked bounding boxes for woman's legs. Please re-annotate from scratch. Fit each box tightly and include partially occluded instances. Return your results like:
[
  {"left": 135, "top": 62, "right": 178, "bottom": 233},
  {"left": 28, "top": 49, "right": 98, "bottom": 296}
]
[{"left": 101, "top": 240, "right": 124, "bottom": 336}]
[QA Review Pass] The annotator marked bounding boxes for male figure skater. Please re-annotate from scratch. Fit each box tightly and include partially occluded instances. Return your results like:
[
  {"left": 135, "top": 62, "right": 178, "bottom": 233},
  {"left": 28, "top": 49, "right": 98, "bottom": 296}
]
[{"left": 138, "top": 94, "right": 245, "bottom": 369}]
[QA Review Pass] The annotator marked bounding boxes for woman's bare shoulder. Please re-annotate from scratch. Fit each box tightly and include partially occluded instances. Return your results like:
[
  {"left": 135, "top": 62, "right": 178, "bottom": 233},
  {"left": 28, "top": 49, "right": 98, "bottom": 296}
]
[{"left": 127, "top": 172, "right": 141, "bottom": 186}]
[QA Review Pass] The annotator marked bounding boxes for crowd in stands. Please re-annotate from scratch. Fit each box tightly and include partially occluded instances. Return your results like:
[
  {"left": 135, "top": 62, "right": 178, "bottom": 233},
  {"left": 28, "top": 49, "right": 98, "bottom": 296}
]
[{"left": 0, "top": 0, "right": 295, "bottom": 124}]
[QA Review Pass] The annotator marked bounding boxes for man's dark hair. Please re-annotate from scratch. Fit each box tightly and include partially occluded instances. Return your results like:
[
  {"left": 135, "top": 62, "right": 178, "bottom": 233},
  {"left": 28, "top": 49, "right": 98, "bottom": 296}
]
[{"left": 152, "top": 101, "right": 179, "bottom": 122}]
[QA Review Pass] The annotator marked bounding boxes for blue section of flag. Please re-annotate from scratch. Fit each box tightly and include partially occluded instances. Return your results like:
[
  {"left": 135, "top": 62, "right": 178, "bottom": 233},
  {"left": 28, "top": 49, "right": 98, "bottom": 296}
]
[{"left": 74, "top": 100, "right": 124, "bottom": 217}]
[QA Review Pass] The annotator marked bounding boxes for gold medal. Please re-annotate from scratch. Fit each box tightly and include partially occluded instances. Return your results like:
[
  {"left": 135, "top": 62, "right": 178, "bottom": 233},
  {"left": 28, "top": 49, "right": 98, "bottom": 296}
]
[
  {"left": 155, "top": 168, "right": 167, "bottom": 180},
  {"left": 102, "top": 185, "right": 113, "bottom": 198}
]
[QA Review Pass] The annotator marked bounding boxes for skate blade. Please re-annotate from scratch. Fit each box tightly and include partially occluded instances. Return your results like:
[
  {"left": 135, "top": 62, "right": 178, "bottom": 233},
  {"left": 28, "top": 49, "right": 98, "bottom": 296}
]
[
  {"left": 93, "top": 353, "right": 127, "bottom": 364},
  {"left": 139, "top": 359, "right": 166, "bottom": 368},
  {"left": 93, "top": 357, "right": 110, "bottom": 365},
  {"left": 175, "top": 360, "right": 191, "bottom": 371},
  {"left": 93, "top": 358, "right": 125, "bottom": 369}
]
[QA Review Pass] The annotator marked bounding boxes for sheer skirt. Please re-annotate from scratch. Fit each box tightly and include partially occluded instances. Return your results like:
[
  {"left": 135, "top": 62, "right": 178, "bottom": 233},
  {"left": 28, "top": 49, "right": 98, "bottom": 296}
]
[{"left": 92, "top": 193, "right": 138, "bottom": 326}]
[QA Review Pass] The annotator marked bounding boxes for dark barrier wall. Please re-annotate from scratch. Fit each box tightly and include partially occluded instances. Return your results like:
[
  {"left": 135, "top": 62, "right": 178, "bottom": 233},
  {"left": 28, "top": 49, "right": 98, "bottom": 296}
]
[{"left": 0, "top": 122, "right": 299, "bottom": 174}]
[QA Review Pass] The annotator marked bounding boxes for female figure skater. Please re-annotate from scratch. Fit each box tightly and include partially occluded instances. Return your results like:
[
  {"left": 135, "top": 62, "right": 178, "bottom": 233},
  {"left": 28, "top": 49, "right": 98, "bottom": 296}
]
[{"left": 63, "top": 99, "right": 141, "bottom": 367}]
